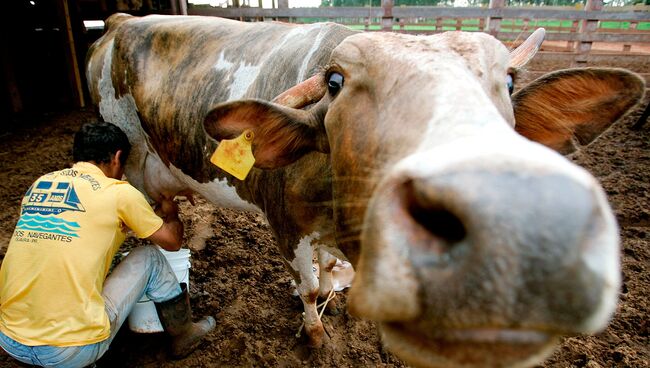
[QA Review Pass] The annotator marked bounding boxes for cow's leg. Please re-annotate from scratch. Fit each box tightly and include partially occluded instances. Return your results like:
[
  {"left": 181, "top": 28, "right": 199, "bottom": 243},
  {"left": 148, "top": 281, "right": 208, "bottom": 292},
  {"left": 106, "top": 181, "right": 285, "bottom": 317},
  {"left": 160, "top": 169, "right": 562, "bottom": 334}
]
[
  {"left": 289, "top": 234, "right": 324, "bottom": 348},
  {"left": 317, "top": 248, "right": 339, "bottom": 314}
]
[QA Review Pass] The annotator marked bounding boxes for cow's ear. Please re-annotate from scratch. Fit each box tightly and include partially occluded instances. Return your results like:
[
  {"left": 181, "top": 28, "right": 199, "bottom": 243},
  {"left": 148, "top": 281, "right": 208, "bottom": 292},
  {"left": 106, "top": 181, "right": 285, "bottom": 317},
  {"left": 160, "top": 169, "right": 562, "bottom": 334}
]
[
  {"left": 203, "top": 99, "right": 328, "bottom": 169},
  {"left": 513, "top": 68, "right": 645, "bottom": 154}
]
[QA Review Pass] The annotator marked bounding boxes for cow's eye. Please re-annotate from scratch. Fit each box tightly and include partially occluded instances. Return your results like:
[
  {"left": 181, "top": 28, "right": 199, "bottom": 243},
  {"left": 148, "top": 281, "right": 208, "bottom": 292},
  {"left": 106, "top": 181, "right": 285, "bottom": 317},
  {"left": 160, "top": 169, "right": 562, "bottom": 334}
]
[
  {"left": 506, "top": 74, "right": 514, "bottom": 95},
  {"left": 327, "top": 72, "right": 344, "bottom": 96}
]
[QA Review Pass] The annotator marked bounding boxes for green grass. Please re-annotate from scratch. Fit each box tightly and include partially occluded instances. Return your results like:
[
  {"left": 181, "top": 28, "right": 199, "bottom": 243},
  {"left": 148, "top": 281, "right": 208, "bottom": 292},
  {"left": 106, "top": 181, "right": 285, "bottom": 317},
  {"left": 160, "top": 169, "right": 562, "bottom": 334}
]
[{"left": 601, "top": 21, "right": 650, "bottom": 30}]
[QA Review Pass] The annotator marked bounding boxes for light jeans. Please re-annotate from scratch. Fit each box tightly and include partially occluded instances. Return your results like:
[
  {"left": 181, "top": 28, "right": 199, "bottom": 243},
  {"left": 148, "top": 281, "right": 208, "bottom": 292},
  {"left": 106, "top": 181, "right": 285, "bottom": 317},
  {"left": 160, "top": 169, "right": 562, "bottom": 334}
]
[{"left": 0, "top": 245, "right": 182, "bottom": 368}]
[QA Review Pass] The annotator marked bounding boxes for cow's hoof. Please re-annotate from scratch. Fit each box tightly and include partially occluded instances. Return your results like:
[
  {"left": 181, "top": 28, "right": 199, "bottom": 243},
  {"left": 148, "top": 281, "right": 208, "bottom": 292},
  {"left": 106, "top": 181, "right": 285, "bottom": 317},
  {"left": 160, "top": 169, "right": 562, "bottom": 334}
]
[{"left": 305, "top": 323, "right": 325, "bottom": 348}]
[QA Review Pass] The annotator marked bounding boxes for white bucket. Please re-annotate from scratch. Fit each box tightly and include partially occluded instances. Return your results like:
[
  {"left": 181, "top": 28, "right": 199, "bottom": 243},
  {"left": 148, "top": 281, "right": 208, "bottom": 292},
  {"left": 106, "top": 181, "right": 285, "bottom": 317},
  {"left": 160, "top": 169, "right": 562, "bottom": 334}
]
[{"left": 126, "top": 247, "right": 191, "bottom": 333}]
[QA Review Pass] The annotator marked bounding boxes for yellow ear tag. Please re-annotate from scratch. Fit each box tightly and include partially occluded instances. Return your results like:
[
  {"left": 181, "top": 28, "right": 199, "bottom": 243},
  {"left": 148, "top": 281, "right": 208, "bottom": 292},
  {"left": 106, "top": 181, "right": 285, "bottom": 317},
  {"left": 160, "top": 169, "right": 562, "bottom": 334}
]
[{"left": 210, "top": 129, "right": 255, "bottom": 180}]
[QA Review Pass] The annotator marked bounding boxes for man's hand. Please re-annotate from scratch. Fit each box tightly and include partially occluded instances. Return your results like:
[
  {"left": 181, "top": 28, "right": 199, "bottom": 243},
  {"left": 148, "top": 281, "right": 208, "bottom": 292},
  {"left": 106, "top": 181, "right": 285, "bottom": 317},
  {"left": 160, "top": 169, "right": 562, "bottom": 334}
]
[{"left": 149, "top": 197, "right": 184, "bottom": 251}]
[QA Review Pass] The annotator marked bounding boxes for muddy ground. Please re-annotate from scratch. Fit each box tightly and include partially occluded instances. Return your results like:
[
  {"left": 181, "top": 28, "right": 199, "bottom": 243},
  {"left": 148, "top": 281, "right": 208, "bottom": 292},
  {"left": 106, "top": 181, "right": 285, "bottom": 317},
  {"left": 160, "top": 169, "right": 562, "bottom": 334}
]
[{"left": 0, "top": 55, "right": 648, "bottom": 367}]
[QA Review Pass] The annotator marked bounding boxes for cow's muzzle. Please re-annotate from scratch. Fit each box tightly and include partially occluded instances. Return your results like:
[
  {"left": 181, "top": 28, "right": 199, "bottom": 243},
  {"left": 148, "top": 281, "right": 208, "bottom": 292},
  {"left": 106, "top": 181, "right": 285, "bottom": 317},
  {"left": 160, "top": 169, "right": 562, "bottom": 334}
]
[{"left": 348, "top": 147, "right": 620, "bottom": 368}]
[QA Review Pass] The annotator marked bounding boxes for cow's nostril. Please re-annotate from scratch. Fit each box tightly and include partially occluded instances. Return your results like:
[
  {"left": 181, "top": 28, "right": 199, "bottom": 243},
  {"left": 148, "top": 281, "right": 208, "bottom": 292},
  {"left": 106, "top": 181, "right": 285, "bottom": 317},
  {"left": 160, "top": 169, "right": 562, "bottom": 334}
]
[
  {"left": 412, "top": 206, "right": 466, "bottom": 244},
  {"left": 404, "top": 180, "right": 467, "bottom": 247}
]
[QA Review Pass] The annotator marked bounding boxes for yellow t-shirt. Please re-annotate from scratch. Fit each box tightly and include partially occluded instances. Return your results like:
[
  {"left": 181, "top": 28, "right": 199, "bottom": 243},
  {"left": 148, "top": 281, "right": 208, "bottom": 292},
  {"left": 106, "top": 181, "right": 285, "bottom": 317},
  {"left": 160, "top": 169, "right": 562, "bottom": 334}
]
[{"left": 0, "top": 162, "right": 163, "bottom": 347}]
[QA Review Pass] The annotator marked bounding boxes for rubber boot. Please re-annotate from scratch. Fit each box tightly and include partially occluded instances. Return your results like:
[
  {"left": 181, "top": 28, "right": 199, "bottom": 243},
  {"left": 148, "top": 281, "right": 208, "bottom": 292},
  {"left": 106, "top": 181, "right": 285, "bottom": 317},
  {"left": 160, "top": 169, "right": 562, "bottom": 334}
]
[{"left": 155, "top": 284, "right": 216, "bottom": 359}]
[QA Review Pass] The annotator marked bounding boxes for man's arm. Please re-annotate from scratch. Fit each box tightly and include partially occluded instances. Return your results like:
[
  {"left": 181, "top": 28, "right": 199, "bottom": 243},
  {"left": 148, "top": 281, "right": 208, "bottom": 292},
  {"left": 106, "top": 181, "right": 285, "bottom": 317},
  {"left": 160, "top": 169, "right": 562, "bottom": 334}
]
[{"left": 147, "top": 198, "right": 184, "bottom": 251}]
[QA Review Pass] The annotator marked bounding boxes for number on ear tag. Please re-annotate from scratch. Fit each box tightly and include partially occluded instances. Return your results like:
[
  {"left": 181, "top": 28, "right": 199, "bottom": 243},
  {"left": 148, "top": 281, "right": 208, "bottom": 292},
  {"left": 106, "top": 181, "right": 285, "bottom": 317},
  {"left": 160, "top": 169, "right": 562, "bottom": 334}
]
[{"left": 210, "top": 130, "right": 255, "bottom": 180}]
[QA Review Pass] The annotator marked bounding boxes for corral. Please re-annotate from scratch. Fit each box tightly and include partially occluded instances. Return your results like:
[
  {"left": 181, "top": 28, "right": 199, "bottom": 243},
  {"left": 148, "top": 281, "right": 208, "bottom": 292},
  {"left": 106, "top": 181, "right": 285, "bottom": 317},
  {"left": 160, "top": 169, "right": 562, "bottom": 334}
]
[
  {"left": 0, "top": 86, "right": 648, "bottom": 368},
  {"left": 1, "top": 1, "right": 649, "bottom": 368}
]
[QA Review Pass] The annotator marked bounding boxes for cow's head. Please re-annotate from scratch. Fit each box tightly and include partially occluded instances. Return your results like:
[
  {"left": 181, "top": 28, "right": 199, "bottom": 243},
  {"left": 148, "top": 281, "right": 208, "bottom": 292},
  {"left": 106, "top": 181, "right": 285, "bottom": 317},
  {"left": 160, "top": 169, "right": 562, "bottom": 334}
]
[{"left": 203, "top": 30, "right": 644, "bottom": 368}]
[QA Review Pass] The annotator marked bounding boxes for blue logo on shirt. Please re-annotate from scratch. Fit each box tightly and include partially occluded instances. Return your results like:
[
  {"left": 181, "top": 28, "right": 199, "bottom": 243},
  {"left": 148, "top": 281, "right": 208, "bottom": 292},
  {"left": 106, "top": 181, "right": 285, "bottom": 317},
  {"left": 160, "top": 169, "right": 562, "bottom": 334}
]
[{"left": 16, "top": 180, "right": 85, "bottom": 238}]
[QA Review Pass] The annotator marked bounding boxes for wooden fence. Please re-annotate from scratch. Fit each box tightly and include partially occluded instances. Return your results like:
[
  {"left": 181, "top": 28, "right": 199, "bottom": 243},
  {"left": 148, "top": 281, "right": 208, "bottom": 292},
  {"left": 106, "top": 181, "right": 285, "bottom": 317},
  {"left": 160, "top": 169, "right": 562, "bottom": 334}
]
[{"left": 187, "top": 1, "right": 650, "bottom": 66}]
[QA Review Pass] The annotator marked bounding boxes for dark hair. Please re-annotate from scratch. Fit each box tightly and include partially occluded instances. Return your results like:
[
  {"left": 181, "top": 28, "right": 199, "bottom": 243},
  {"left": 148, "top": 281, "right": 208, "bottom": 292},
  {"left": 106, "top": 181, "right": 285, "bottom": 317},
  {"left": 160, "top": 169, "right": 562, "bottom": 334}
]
[{"left": 73, "top": 122, "right": 131, "bottom": 165}]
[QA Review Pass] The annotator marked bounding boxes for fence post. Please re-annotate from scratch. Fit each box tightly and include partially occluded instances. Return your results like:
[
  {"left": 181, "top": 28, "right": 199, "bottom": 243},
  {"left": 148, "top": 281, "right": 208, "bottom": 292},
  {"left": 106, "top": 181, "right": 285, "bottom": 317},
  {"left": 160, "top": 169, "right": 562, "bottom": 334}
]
[
  {"left": 382, "top": 0, "right": 393, "bottom": 32},
  {"left": 179, "top": 0, "right": 188, "bottom": 15},
  {"left": 486, "top": 0, "right": 504, "bottom": 36},
  {"left": 574, "top": 0, "right": 602, "bottom": 66},
  {"left": 567, "top": 19, "right": 580, "bottom": 51},
  {"left": 278, "top": 0, "right": 289, "bottom": 22},
  {"left": 623, "top": 21, "right": 637, "bottom": 52}
]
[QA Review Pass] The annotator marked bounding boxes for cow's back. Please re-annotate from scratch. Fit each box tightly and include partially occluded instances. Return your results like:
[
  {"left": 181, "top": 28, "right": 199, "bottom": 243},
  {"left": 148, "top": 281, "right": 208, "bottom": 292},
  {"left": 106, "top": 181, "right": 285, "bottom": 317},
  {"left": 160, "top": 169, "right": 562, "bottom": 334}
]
[{"left": 87, "top": 14, "right": 355, "bottom": 183}]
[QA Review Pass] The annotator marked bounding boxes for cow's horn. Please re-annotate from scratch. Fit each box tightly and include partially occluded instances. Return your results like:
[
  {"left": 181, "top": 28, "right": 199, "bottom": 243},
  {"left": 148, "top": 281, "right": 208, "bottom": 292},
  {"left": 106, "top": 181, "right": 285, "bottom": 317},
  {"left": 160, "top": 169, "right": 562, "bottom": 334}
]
[
  {"left": 272, "top": 74, "right": 326, "bottom": 108},
  {"left": 509, "top": 28, "right": 546, "bottom": 69}
]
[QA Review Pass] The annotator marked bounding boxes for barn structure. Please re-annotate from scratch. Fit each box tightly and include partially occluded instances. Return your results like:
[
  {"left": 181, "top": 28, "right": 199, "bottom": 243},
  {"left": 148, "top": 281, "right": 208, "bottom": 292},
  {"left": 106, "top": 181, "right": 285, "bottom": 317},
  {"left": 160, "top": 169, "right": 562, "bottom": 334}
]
[
  {"left": 2, "top": 0, "right": 649, "bottom": 129},
  {"left": 1, "top": 0, "right": 186, "bottom": 126}
]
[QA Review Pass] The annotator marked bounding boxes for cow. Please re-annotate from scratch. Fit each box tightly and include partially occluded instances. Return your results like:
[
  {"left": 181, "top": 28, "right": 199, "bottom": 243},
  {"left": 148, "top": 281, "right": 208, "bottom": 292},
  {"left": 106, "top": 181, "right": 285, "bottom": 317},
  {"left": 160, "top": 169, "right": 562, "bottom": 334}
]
[{"left": 86, "top": 13, "right": 645, "bottom": 368}]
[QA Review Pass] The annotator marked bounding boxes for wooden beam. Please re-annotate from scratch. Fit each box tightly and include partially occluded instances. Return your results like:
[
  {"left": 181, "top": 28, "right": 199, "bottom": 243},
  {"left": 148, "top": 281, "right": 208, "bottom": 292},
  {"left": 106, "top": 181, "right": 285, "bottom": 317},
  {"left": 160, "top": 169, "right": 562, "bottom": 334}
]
[
  {"left": 57, "top": 0, "right": 85, "bottom": 108},
  {"left": 495, "top": 31, "right": 650, "bottom": 43}
]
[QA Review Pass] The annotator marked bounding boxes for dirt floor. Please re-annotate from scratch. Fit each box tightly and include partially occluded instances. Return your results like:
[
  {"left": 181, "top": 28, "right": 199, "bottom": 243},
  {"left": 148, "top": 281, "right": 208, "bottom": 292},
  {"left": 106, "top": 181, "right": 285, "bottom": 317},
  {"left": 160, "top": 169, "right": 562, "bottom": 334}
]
[{"left": 0, "top": 59, "right": 648, "bottom": 368}]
